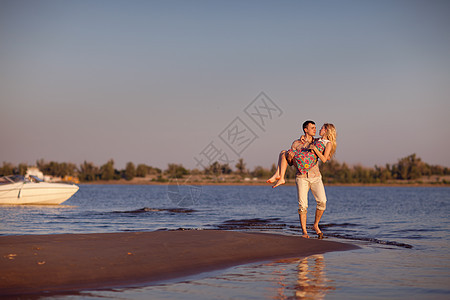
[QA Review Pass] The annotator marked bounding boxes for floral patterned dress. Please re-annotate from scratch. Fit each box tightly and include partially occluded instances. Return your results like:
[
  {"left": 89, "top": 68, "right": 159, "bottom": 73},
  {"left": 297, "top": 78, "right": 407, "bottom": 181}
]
[{"left": 291, "top": 139, "right": 325, "bottom": 175}]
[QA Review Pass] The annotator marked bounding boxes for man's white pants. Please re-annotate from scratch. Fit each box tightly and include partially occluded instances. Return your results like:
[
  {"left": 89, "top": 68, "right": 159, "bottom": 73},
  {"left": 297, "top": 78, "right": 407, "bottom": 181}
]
[{"left": 295, "top": 175, "right": 327, "bottom": 214}]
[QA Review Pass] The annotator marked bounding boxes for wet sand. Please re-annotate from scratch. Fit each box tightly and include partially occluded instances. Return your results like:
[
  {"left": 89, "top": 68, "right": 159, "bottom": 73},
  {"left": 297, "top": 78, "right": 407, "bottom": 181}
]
[{"left": 0, "top": 230, "right": 357, "bottom": 296}]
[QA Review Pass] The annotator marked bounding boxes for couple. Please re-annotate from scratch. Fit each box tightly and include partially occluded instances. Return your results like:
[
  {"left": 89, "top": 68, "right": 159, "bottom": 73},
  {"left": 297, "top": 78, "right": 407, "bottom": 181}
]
[{"left": 267, "top": 120, "right": 337, "bottom": 239}]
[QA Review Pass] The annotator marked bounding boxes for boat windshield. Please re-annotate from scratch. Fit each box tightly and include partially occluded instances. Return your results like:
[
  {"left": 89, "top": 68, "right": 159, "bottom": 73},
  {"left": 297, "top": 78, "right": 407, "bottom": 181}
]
[
  {"left": 29, "top": 175, "right": 43, "bottom": 183},
  {"left": 0, "top": 175, "right": 27, "bottom": 184}
]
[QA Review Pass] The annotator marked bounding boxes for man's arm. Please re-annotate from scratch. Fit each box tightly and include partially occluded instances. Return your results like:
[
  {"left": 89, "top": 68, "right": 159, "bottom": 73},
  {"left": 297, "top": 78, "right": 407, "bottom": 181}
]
[
  {"left": 291, "top": 139, "right": 301, "bottom": 150},
  {"left": 292, "top": 135, "right": 310, "bottom": 151},
  {"left": 287, "top": 139, "right": 302, "bottom": 161}
]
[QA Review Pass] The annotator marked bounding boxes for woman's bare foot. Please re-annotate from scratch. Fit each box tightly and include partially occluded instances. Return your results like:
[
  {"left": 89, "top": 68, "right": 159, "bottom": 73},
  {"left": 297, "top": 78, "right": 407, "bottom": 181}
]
[
  {"left": 272, "top": 178, "right": 285, "bottom": 188},
  {"left": 301, "top": 233, "right": 310, "bottom": 238},
  {"left": 266, "top": 175, "right": 280, "bottom": 184}
]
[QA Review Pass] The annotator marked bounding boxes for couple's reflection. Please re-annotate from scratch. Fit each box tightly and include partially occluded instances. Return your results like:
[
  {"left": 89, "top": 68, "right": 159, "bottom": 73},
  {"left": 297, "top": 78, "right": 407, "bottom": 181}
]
[{"left": 270, "top": 254, "right": 335, "bottom": 299}]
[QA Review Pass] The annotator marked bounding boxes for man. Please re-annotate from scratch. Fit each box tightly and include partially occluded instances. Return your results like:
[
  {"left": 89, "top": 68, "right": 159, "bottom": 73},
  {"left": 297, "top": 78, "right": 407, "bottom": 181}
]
[{"left": 293, "top": 120, "right": 327, "bottom": 239}]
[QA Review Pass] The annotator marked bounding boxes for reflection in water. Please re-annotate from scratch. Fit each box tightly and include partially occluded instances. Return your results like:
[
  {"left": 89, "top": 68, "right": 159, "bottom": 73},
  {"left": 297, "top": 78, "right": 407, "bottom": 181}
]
[{"left": 269, "top": 255, "right": 335, "bottom": 299}]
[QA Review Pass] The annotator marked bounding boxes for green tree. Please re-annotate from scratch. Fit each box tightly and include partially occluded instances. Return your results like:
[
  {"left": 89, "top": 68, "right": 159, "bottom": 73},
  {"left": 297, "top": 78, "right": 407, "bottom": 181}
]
[
  {"left": 340, "top": 163, "right": 353, "bottom": 183},
  {"left": 78, "top": 161, "right": 98, "bottom": 182},
  {"left": 430, "top": 165, "right": 444, "bottom": 176},
  {"left": 0, "top": 162, "right": 14, "bottom": 176},
  {"left": 59, "top": 162, "right": 77, "bottom": 177},
  {"left": 149, "top": 166, "right": 162, "bottom": 175},
  {"left": 165, "top": 163, "right": 188, "bottom": 179},
  {"left": 374, "top": 164, "right": 392, "bottom": 183},
  {"left": 251, "top": 166, "right": 271, "bottom": 178},
  {"left": 321, "top": 160, "right": 342, "bottom": 183},
  {"left": 36, "top": 160, "right": 76, "bottom": 177},
  {"left": 36, "top": 159, "right": 45, "bottom": 172},
  {"left": 18, "top": 163, "right": 28, "bottom": 176},
  {"left": 220, "top": 163, "right": 232, "bottom": 174},
  {"left": 136, "top": 164, "right": 150, "bottom": 177},
  {"left": 205, "top": 162, "right": 232, "bottom": 176},
  {"left": 392, "top": 154, "right": 423, "bottom": 180},
  {"left": 100, "top": 159, "right": 115, "bottom": 180},
  {"left": 270, "top": 163, "right": 277, "bottom": 175},
  {"left": 235, "top": 158, "right": 246, "bottom": 176},
  {"left": 206, "top": 161, "right": 222, "bottom": 176},
  {"left": 354, "top": 164, "right": 372, "bottom": 183},
  {"left": 124, "top": 162, "right": 136, "bottom": 180}
]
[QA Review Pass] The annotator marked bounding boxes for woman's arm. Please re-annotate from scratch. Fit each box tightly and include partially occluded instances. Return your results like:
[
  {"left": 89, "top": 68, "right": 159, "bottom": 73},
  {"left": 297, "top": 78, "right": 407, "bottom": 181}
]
[{"left": 310, "top": 142, "right": 332, "bottom": 163}]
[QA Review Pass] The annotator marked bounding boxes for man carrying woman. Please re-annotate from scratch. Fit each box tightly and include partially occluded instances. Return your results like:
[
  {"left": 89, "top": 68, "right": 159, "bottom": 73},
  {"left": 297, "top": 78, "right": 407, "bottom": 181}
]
[{"left": 267, "top": 120, "right": 337, "bottom": 239}]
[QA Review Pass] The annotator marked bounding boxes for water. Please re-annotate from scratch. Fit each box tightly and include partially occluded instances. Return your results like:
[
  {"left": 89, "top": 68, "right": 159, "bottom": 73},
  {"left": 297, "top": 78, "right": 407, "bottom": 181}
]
[{"left": 1, "top": 185, "right": 449, "bottom": 299}]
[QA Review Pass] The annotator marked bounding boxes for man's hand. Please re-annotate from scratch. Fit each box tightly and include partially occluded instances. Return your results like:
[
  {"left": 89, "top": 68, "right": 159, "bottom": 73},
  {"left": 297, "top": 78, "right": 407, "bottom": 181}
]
[
  {"left": 287, "top": 150, "right": 295, "bottom": 161},
  {"left": 300, "top": 135, "right": 307, "bottom": 144}
]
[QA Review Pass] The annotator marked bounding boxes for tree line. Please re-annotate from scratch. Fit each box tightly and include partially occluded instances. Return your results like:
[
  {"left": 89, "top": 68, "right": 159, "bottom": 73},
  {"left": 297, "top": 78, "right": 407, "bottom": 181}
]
[
  {"left": 320, "top": 154, "right": 449, "bottom": 184},
  {"left": 0, "top": 154, "right": 448, "bottom": 184}
]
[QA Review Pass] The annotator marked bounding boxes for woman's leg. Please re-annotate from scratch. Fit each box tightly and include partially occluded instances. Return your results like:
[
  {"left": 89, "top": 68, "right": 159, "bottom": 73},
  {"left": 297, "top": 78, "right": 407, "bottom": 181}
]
[
  {"left": 266, "top": 150, "right": 287, "bottom": 183},
  {"left": 272, "top": 152, "right": 290, "bottom": 188}
]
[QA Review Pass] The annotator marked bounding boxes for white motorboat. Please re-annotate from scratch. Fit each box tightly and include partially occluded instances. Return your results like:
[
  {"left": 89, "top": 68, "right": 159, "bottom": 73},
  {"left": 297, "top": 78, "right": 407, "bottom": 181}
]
[{"left": 0, "top": 175, "right": 79, "bottom": 205}]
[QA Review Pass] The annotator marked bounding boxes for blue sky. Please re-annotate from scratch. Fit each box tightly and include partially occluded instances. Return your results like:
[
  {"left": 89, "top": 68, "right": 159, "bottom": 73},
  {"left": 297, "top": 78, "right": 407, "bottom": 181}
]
[{"left": 1, "top": 0, "right": 449, "bottom": 170}]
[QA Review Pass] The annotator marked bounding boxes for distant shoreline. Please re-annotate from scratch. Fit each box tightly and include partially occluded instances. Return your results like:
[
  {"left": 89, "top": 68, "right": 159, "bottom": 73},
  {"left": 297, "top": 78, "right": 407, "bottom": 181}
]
[{"left": 80, "top": 178, "right": 450, "bottom": 188}]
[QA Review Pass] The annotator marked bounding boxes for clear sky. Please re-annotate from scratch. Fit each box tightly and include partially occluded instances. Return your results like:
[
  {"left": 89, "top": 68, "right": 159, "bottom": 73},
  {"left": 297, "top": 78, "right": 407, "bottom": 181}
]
[{"left": 1, "top": 0, "right": 449, "bottom": 170}]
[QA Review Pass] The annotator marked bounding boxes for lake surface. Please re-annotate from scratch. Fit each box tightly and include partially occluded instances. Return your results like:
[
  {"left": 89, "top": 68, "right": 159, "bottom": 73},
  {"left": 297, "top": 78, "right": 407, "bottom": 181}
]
[{"left": 1, "top": 184, "right": 449, "bottom": 299}]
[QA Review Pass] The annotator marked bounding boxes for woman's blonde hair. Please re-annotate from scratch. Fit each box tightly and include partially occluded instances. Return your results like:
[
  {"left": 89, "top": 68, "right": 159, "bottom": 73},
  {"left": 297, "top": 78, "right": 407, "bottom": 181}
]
[{"left": 323, "top": 123, "right": 337, "bottom": 159}]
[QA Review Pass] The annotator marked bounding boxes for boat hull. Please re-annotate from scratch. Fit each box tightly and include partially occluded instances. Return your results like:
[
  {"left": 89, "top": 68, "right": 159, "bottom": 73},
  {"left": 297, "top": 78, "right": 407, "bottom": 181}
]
[{"left": 0, "top": 182, "right": 79, "bottom": 205}]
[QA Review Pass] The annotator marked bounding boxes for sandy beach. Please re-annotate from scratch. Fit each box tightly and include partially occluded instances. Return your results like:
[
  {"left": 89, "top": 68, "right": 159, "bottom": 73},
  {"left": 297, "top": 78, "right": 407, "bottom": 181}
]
[{"left": 0, "top": 230, "right": 357, "bottom": 296}]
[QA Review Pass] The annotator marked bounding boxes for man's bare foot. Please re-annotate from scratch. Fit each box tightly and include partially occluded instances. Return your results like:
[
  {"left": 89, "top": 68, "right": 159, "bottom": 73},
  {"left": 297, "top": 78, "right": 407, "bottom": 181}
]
[
  {"left": 272, "top": 178, "right": 285, "bottom": 188},
  {"left": 266, "top": 175, "right": 280, "bottom": 184},
  {"left": 313, "top": 224, "right": 323, "bottom": 239},
  {"left": 301, "top": 233, "right": 310, "bottom": 238},
  {"left": 313, "top": 224, "right": 321, "bottom": 234}
]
